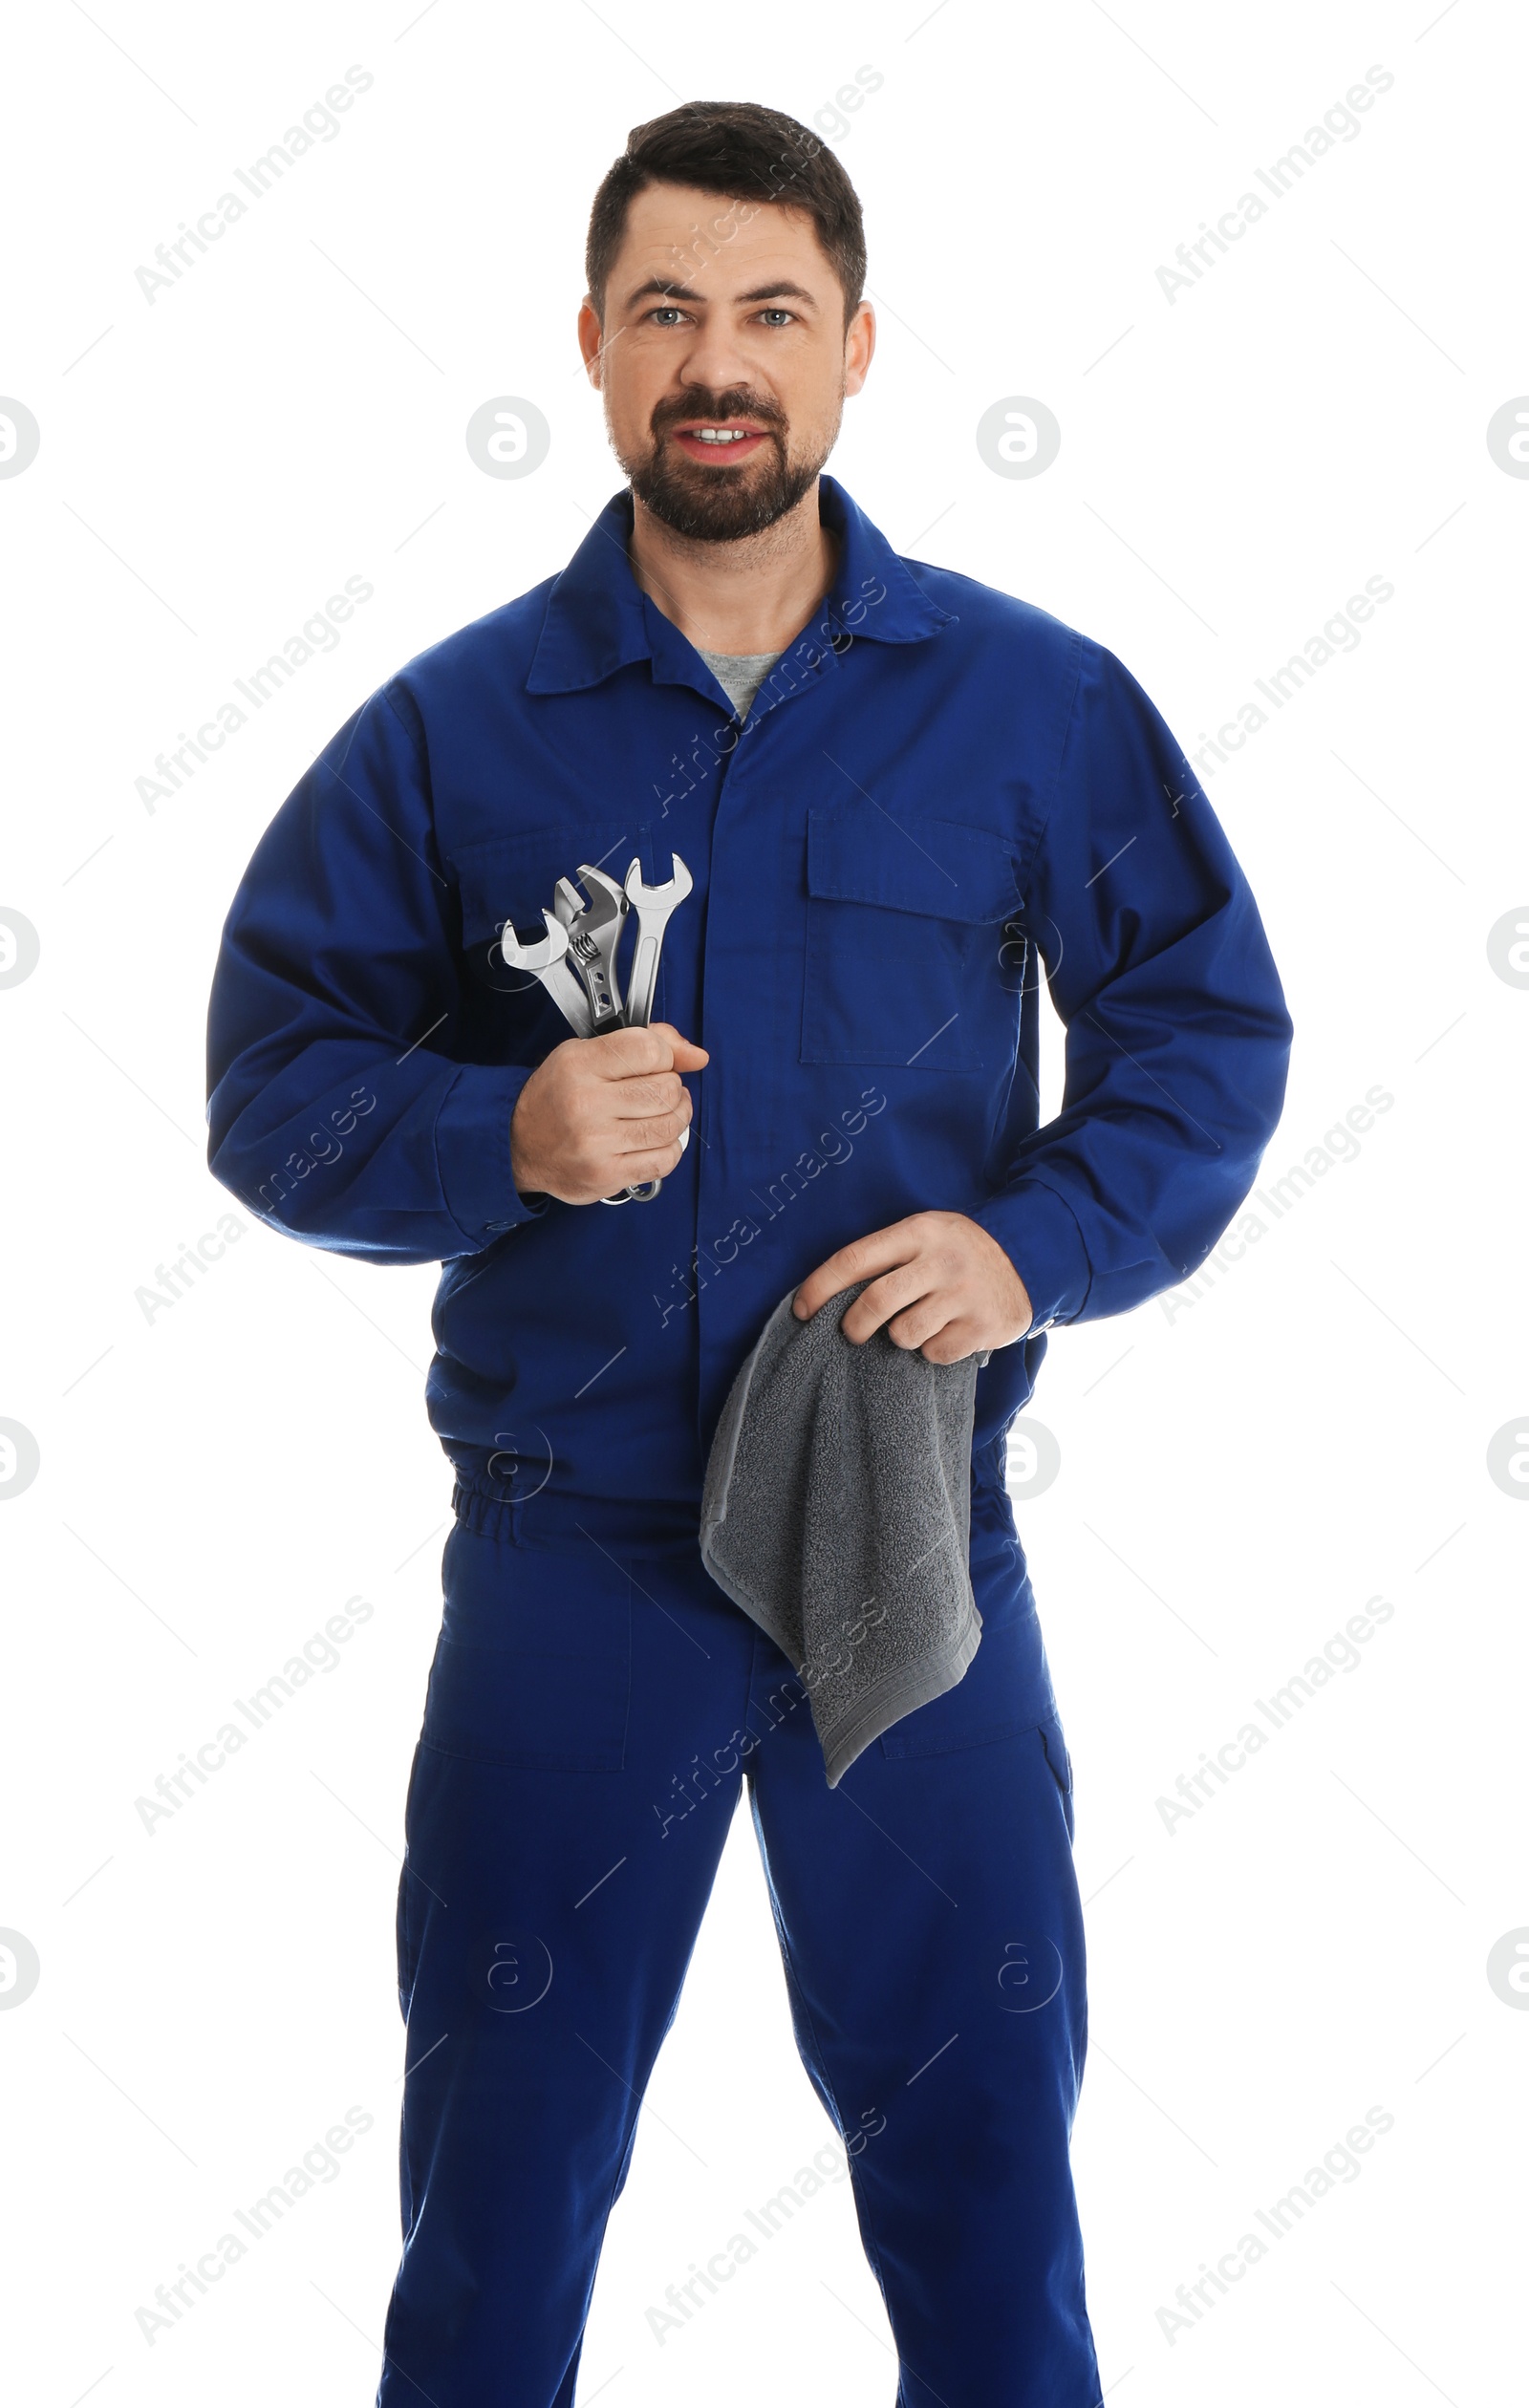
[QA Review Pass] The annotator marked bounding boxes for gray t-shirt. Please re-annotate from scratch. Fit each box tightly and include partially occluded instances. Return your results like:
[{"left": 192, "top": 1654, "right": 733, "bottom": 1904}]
[{"left": 696, "top": 644, "right": 783, "bottom": 721}]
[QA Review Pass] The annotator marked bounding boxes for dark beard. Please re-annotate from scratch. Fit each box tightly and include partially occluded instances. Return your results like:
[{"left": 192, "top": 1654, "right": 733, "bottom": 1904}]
[{"left": 620, "top": 419, "right": 832, "bottom": 544}]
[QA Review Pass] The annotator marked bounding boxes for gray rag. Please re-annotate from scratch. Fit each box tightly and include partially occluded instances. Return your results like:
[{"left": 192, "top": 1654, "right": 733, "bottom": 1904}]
[{"left": 700, "top": 1280, "right": 991, "bottom": 1788}]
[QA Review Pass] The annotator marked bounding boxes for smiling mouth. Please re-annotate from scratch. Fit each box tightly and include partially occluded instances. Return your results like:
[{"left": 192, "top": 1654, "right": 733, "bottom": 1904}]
[{"left": 669, "top": 424, "right": 774, "bottom": 461}]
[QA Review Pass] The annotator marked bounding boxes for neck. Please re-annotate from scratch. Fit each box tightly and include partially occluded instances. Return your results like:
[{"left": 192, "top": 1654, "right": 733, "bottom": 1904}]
[{"left": 626, "top": 479, "right": 838, "bottom": 656}]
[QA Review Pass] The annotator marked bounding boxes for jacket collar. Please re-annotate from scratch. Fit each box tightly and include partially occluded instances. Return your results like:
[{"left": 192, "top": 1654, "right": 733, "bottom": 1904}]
[{"left": 525, "top": 472, "right": 955, "bottom": 697}]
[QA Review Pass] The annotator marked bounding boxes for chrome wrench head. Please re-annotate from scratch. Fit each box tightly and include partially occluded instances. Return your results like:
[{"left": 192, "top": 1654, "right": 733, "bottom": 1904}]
[
  {"left": 494, "top": 909, "right": 593, "bottom": 1039},
  {"left": 576, "top": 863, "right": 630, "bottom": 914},
  {"left": 621, "top": 852, "right": 694, "bottom": 1030},
  {"left": 551, "top": 875, "right": 586, "bottom": 930},
  {"left": 492, "top": 909, "right": 567, "bottom": 976}
]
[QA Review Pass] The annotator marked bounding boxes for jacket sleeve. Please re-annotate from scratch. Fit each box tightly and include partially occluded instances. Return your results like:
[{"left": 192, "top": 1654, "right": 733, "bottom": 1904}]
[
  {"left": 974, "top": 638, "right": 1294, "bottom": 1328},
  {"left": 205, "top": 683, "right": 548, "bottom": 1264}
]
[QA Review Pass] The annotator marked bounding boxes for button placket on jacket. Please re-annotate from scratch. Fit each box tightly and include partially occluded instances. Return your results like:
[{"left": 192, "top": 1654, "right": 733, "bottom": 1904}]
[{"left": 691, "top": 628, "right": 845, "bottom": 1458}]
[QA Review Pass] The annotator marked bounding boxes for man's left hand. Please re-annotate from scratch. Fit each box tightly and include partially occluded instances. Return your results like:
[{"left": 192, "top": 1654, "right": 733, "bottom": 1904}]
[{"left": 792, "top": 1212, "right": 1034, "bottom": 1364}]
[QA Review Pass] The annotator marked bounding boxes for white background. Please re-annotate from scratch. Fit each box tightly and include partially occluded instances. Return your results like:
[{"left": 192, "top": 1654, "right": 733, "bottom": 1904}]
[{"left": 2, "top": 2, "right": 1524, "bottom": 2402}]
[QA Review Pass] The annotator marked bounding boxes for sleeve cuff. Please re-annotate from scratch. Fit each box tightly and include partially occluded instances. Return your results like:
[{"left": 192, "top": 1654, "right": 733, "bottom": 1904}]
[
  {"left": 973, "top": 1177, "right": 1093, "bottom": 1333},
  {"left": 435, "top": 1064, "right": 551, "bottom": 1241}
]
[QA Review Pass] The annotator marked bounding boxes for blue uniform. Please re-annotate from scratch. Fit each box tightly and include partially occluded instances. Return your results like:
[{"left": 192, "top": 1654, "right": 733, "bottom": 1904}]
[{"left": 207, "top": 474, "right": 1291, "bottom": 2404}]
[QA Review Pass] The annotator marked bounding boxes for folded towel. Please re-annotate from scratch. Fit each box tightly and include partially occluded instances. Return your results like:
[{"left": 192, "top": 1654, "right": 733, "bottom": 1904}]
[{"left": 700, "top": 1280, "right": 991, "bottom": 1787}]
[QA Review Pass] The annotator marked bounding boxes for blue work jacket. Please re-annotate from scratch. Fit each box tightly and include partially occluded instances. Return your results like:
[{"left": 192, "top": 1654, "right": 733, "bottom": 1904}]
[{"left": 206, "top": 474, "right": 1292, "bottom": 1553}]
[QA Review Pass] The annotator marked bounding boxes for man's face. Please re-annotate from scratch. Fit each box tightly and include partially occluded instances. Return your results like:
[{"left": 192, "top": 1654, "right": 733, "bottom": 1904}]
[{"left": 578, "top": 182, "right": 874, "bottom": 543}]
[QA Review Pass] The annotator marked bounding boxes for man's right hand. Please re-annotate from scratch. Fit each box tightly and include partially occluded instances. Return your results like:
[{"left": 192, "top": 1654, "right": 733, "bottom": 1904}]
[{"left": 509, "top": 1021, "right": 709, "bottom": 1206}]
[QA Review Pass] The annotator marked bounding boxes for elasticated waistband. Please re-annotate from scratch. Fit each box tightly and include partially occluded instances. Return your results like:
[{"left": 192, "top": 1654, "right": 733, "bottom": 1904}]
[{"left": 449, "top": 1474, "right": 1025, "bottom": 1570}]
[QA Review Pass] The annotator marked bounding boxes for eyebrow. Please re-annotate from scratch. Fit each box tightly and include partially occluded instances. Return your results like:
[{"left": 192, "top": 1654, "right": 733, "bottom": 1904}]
[{"left": 621, "top": 276, "right": 819, "bottom": 312}]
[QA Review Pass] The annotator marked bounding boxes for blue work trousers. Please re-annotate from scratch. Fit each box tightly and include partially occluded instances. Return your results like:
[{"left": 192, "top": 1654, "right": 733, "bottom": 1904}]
[{"left": 377, "top": 1505, "right": 1100, "bottom": 2406}]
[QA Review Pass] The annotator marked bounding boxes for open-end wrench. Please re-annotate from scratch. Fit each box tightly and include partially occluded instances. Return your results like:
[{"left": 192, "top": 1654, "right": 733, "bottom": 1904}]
[
  {"left": 622, "top": 853, "right": 694, "bottom": 1029},
  {"left": 492, "top": 911, "right": 593, "bottom": 1039},
  {"left": 611, "top": 853, "right": 694, "bottom": 1201}
]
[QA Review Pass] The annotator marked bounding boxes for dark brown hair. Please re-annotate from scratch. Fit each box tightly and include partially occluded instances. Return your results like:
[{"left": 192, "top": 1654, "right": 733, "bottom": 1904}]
[{"left": 585, "top": 99, "right": 868, "bottom": 330}]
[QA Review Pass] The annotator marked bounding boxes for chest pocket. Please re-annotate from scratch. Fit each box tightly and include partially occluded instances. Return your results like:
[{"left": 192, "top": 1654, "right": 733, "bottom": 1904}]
[
  {"left": 801, "top": 806, "right": 1023, "bottom": 1072},
  {"left": 449, "top": 824, "right": 638, "bottom": 1004}
]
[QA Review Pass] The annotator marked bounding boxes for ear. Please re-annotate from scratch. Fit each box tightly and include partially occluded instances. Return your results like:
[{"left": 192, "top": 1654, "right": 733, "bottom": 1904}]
[
  {"left": 843, "top": 300, "right": 876, "bottom": 399},
  {"left": 576, "top": 296, "right": 606, "bottom": 389}
]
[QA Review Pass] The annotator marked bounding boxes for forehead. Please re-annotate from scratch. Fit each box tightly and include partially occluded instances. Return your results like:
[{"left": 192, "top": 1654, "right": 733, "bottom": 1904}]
[{"left": 610, "top": 181, "right": 839, "bottom": 305}]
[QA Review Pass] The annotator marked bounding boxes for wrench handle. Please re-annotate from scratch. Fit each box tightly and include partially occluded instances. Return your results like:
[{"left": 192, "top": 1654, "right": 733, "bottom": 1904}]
[
  {"left": 625, "top": 932, "right": 660, "bottom": 1030},
  {"left": 536, "top": 957, "right": 595, "bottom": 1039}
]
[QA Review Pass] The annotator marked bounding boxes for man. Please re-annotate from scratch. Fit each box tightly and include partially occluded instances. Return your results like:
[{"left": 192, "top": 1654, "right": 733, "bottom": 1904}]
[{"left": 206, "top": 98, "right": 1291, "bottom": 2408}]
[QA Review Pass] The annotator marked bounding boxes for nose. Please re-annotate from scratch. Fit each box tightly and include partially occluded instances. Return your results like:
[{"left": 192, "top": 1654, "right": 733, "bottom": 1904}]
[{"left": 669, "top": 324, "right": 765, "bottom": 412}]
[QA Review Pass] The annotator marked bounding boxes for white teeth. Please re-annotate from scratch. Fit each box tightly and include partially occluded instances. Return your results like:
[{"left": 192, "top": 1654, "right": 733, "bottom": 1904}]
[{"left": 691, "top": 427, "right": 755, "bottom": 442}]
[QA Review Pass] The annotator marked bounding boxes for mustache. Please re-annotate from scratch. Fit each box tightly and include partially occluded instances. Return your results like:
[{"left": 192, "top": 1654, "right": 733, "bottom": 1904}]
[{"left": 651, "top": 394, "right": 786, "bottom": 438}]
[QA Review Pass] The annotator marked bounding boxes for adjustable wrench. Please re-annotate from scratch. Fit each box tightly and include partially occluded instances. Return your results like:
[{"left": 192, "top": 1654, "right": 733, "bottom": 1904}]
[
  {"left": 558, "top": 865, "right": 629, "bottom": 1033},
  {"left": 569, "top": 864, "right": 632, "bottom": 1031},
  {"left": 491, "top": 911, "right": 593, "bottom": 1039}
]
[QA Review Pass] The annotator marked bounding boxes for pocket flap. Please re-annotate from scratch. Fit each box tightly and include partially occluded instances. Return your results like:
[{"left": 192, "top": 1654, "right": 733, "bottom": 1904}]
[
  {"left": 448, "top": 825, "right": 636, "bottom": 947},
  {"left": 808, "top": 806, "right": 1020, "bottom": 926}
]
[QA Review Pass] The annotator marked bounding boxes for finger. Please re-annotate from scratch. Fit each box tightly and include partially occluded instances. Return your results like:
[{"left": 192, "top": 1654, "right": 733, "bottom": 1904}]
[
  {"left": 611, "top": 1107, "right": 690, "bottom": 1157},
  {"left": 883, "top": 1292, "right": 957, "bottom": 1353},
  {"left": 919, "top": 1320, "right": 981, "bottom": 1365},
  {"left": 604, "top": 1071, "right": 690, "bottom": 1121},
  {"left": 792, "top": 1219, "right": 924, "bottom": 1321},
  {"left": 839, "top": 1263, "right": 938, "bottom": 1344},
  {"left": 583, "top": 1025, "right": 675, "bottom": 1077},
  {"left": 648, "top": 1021, "right": 709, "bottom": 1071},
  {"left": 582, "top": 1023, "right": 703, "bottom": 1079},
  {"left": 606, "top": 1133, "right": 688, "bottom": 1186}
]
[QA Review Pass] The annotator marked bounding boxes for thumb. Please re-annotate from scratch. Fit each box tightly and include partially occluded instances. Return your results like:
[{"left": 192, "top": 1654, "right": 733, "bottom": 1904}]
[{"left": 649, "top": 1021, "right": 709, "bottom": 1069}]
